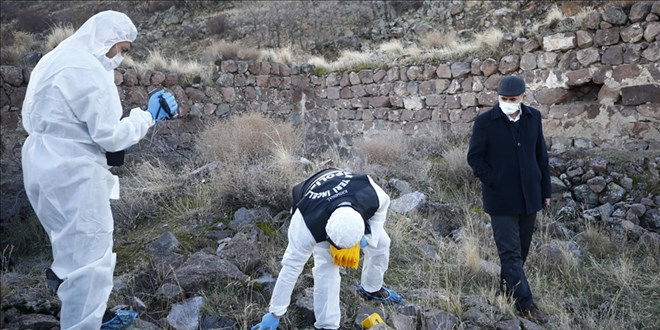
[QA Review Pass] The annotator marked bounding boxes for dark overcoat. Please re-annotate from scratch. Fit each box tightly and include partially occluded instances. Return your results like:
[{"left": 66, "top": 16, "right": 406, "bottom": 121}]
[{"left": 467, "top": 103, "right": 551, "bottom": 216}]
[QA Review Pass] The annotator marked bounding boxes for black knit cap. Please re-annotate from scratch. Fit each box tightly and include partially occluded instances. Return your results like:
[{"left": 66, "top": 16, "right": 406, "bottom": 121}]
[{"left": 497, "top": 75, "right": 526, "bottom": 96}]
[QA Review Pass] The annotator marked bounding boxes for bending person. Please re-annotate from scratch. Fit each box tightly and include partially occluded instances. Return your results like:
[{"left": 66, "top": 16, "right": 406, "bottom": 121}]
[{"left": 253, "top": 168, "right": 403, "bottom": 330}]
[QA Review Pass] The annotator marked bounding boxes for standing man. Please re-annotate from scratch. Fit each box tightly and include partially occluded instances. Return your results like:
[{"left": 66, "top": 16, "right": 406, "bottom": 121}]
[
  {"left": 466, "top": 76, "right": 551, "bottom": 324},
  {"left": 21, "top": 11, "right": 178, "bottom": 330},
  {"left": 252, "top": 168, "right": 403, "bottom": 330}
]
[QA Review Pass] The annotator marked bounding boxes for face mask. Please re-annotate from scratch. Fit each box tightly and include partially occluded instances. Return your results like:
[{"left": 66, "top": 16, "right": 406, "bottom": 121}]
[
  {"left": 99, "top": 53, "right": 123, "bottom": 71},
  {"left": 98, "top": 44, "right": 124, "bottom": 71},
  {"left": 500, "top": 101, "right": 521, "bottom": 115}
]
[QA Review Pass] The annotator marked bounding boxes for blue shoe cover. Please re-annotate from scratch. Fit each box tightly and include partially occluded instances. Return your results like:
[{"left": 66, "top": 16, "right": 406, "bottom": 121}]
[
  {"left": 100, "top": 310, "right": 138, "bottom": 330},
  {"left": 356, "top": 284, "right": 404, "bottom": 304}
]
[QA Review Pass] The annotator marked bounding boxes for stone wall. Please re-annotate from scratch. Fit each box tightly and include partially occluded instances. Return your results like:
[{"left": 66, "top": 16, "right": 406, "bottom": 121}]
[{"left": 1, "top": 1, "right": 659, "bottom": 219}]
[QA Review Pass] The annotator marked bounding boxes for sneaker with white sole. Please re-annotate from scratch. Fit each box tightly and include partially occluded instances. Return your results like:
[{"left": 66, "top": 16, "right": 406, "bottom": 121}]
[
  {"left": 100, "top": 310, "right": 138, "bottom": 330},
  {"left": 356, "top": 284, "right": 404, "bottom": 304}
]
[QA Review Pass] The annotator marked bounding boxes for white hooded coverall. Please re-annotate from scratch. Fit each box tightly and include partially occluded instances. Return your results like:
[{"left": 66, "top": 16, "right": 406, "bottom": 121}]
[
  {"left": 21, "top": 11, "right": 153, "bottom": 330},
  {"left": 269, "top": 170, "right": 391, "bottom": 329}
]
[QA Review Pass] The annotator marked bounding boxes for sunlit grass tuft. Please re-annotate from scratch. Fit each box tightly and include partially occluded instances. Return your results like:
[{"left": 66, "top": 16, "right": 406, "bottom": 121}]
[
  {"left": 122, "top": 50, "right": 215, "bottom": 84},
  {"left": 261, "top": 46, "right": 294, "bottom": 63},
  {"left": 43, "top": 23, "right": 74, "bottom": 52}
]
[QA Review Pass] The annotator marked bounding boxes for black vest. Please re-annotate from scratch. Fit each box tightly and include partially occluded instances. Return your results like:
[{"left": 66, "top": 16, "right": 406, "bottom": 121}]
[{"left": 291, "top": 168, "right": 379, "bottom": 243}]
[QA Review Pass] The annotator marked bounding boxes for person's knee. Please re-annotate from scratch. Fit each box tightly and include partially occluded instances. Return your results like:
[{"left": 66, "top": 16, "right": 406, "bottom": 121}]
[{"left": 373, "top": 232, "right": 391, "bottom": 249}]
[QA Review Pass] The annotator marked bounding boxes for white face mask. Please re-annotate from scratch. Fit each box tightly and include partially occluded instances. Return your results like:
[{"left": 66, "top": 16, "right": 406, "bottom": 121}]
[
  {"left": 500, "top": 101, "right": 521, "bottom": 115},
  {"left": 99, "top": 53, "right": 123, "bottom": 71},
  {"left": 98, "top": 45, "right": 124, "bottom": 71}
]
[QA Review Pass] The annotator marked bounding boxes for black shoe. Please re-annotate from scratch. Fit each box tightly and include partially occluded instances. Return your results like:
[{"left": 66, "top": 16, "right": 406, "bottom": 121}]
[{"left": 521, "top": 303, "right": 549, "bottom": 324}]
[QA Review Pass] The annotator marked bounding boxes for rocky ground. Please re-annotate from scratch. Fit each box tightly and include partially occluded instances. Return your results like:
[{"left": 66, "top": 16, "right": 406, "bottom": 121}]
[{"left": 1, "top": 1, "right": 659, "bottom": 330}]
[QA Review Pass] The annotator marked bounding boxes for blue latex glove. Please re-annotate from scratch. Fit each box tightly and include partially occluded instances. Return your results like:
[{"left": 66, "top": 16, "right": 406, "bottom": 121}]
[
  {"left": 360, "top": 235, "right": 368, "bottom": 249},
  {"left": 251, "top": 313, "right": 279, "bottom": 330},
  {"left": 147, "top": 89, "right": 178, "bottom": 123}
]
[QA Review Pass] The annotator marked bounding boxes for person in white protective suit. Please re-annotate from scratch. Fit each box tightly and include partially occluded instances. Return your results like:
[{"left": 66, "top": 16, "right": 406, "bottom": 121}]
[
  {"left": 252, "top": 168, "right": 404, "bottom": 330},
  {"left": 21, "top": 10, "right": 178, "bottom": 330}
]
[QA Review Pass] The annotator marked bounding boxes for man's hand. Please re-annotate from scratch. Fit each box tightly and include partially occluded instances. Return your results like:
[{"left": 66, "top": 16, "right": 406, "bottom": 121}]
[
  {"left": 543, "top": 198, "right": 551, "bottom": 208},
  {"left": 147, "top": 89, "right": 178, "bottom": 123}
]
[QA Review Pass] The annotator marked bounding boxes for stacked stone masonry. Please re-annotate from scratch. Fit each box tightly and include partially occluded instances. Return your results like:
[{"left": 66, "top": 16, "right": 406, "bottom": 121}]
[{"left": 1, "top": 1, "right": 659, "bottom": 161}]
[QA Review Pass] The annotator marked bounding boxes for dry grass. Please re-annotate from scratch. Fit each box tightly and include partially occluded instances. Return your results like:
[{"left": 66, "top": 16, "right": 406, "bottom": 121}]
[
  {"left": 196, "top": 113, "right": 299, "bottom": 165},
  {"left": 545, "top": 4, "right": 565, "bottom": 25},
  {"left": 111, "top": 159, "right": 213, "bottom": 228},
  {"left": 378, "top": 39, "right": 405, "bottom": 55},
  {"left": 353, "top": 132, "right": 410, "bottom": 168},
  {"left": 43, "top": 22, "right": 74, "bottom": 52},
  {"left": 195, "top": 112, "right": 304, "bottom": 210},
  {"left": 307, "top": 25, "right": 505, "bottom": 73},
  {"left": 3, "top": 124, "right": 659, "bottom": 330},
  {"left": 309, "top": 49, "right": 380, "bottom": 73},
  {"left": 122, "top": 50, "right": 214, "bottom": 85},
  {"left": 407, "top": 27, "right": 505, "bottom": 65},
  {"left": 420, "top": 31, "right": 455, "bottom": 49},
  {"left": 0, "top": 31, "right": 36, "bottom": 65},
  {"left": 261, "top": 47, "right": 294, "bottom": 63},
  {"left": 438, "top": 144, "right": 475, "bottom": 188},
  {"left": 350, "top": 131, "right": 432, "bottom": 183},
  {"left": 203, "top": 40, "right": 263, "bottom": 63},
  {"left": 474, "top": 27, "right": 505, "bottom": 50}
]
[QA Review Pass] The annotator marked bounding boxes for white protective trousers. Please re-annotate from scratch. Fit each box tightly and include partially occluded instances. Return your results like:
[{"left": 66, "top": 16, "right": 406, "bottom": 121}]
[
  {"left": 268, "top": 177, "right": 391, "bottom": 329},
  {"left": 21, "top": 11, "right": 152, "bottom": 330}
]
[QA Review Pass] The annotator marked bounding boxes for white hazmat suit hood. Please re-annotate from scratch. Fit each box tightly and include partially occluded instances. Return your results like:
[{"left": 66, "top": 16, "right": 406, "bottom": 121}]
[
  {"left": 58, "top": 10, "right": 137, "bottom": 69},
  {"left": 21, "top": 10, "right": 152, "bottom": 330}
]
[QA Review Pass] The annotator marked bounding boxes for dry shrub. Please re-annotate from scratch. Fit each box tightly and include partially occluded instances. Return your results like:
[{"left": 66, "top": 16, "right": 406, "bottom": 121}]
[
  {"left": 544, "top": 4, "right": 565, "bottom": 25},
  {"left": 204, "top": 40, "right": 262, "bottom": 63},
  {"left": 578, "top": 223, "right": 618, "bottom": 259},
  {"left": 310, "top": 49, "right": 379, "bottom": 73},
  {"left": 442, "top": 145, "right": 473, "bottom": 183},
  {"left": 353, "top": 132, "right": 409, "bottom": 167},
  {"left": 197, "top": 113, "right": 299, "bottom": 164},
  {"left": 206, "top": 14, "right": 230, "bottom": 35},
  {"left": 0, "top": 31, "right": 36, "bottom": 66},
  {"left": 378, "top": 39, "right": 405, "bottom": 55},
  {"left": 196, "top": 112, "right": 304, "bottom": 211},
  {"left": 261, "top": 47, "right": 293, "bottom": 63},
  {"left": 474, "top": 27, "right": 504, "bottom": 50},
  {"left": 307, "top": 56, "right": 329, "bottom": 70},
  {"left": 421, "top": 31, "right": 455, "bottom": 49},
  {"left": 351, "top": 131, "right": 432, "bottom": 182},
  {"left": 43, "top": 23, "right": 74, "bottom": 52}
]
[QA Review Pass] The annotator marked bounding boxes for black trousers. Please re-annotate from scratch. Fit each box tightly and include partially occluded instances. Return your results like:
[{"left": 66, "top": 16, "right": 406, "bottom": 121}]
[{"left": 490, "top": 213, "right": 536, "bottom": 310}]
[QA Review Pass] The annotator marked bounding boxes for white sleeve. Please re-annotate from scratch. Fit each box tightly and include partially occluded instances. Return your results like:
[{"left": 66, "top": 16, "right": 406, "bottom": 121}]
[
  {"left": 61, "top": 68, "right": 154, "bottom": 152},
  {"left": 364, "top": 176, "right": 390, "bottom": 248},
  {"left": 268, "top": 210, "right": 316, "bottom": 317}
]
